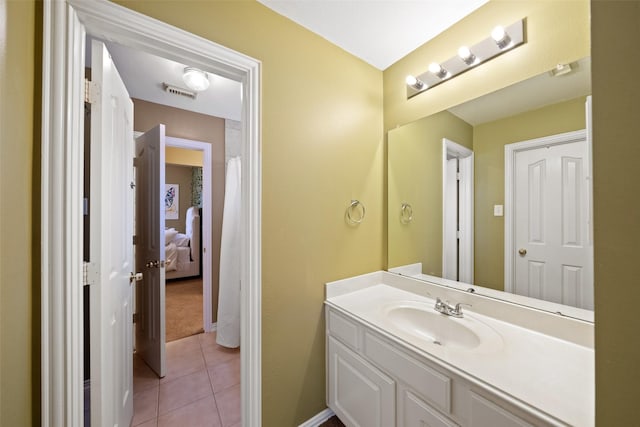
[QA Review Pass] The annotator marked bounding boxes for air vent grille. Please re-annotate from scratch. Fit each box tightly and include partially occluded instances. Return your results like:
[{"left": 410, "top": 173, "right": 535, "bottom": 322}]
[{"left": 162, "top": 83, "right": 197, "bottom": 99}]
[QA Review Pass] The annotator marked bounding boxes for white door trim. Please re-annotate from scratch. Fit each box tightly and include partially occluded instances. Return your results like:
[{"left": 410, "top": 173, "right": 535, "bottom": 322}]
[
  {"left": 41, "top": 1, "right": 262, "bottom": 425},
  {"left": 442, "top": 138, "right": 474, "bottom": 284},
  {"left": 165, "top": 136, "right": 214, "bottom": 333},
  {"left": 504, "top": 129, "right": 587, "bottom": 293}
]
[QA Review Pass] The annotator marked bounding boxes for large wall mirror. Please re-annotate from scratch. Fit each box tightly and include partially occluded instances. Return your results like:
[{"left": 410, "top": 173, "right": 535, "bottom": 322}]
[{"left": 388, "top": 56, "right": 593, "bottom": 321}]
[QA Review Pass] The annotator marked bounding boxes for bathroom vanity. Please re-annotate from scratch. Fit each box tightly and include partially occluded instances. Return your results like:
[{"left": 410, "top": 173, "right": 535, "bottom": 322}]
[{"left": 325, "top": 271, "right": 594, "bottom": 427}]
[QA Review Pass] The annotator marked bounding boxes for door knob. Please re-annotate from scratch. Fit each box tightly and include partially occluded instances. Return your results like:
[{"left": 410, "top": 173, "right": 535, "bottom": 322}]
[{"left": 518, "top": 248, "right": 527, "bottom": 256}]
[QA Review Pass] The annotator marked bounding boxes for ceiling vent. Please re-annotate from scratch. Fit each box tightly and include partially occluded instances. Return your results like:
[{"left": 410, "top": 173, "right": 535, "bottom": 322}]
[{"left": 162, "top": 83, "right": 197, "bottom": 99}]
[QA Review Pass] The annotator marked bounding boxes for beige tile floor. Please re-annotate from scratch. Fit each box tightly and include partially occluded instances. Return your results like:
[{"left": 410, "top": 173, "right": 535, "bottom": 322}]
[{"left": 132, "top": 332, "right": 240, "bottom": 427}]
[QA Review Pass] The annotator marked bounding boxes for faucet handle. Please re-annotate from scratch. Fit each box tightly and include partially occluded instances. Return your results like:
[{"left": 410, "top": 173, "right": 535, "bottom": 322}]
[{"left": 451, "top": 302, "right": 472, "bottom": 317}]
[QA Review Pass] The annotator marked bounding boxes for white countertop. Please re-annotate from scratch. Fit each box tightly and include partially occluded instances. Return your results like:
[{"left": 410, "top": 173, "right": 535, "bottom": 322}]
[{"left": 325, "top": 276, "right": 594, "bottom": 427}]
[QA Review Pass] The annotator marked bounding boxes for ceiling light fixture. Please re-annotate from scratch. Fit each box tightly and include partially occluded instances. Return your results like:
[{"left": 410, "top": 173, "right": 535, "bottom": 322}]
[
  {"left": 405, "top": 19, "right": 525, "bottom": 99},
  {"left": 182, "top": 67, "right": 210, "bottom": 92}
]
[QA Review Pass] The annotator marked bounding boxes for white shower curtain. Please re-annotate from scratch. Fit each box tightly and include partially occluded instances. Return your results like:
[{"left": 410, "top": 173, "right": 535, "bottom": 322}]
[{"left": 216, "top": 156, "right": 241, "bottom": 348}]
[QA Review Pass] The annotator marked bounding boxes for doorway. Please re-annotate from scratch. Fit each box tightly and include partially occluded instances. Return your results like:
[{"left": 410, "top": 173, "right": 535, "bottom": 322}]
[
  {"left": 41, "top": 1, "right": 262, "bottom": 425},
  {"left": 442, "top": 138, "right": 474, "bottom": 283}
]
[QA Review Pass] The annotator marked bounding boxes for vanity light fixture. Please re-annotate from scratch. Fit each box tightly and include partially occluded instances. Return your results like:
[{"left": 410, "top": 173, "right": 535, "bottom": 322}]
[
  {"left": 406, "top": 18, "right": 526, "bottom": 99},
  {"left": 182, "top": 67, "right": 210, "bottom": 92},
  {"left": 457, "top": 46, "right": 477, "bottom": 65}
]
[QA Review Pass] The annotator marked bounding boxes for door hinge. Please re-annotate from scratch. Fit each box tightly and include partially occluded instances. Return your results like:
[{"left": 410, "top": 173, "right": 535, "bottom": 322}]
[
  {"left": 84, "top": 78, "right": 100, "bottom": 104},
  {"left": 133, "top": 313, "right": 138, "bottom": 324},
  {"left": 133, "top": 157, "right": 139, "bottom": 168},
  {"left": 456, "top": 172, "right": 462, "bottom": 181},
  {"left": 83, "top": 262, "right": 99, "bottom": 286},
  {"left": 457, "top": 230, "right": 462, "bottom": 239},
  {"left": 132, "top": 235, "right": 137, "bottom": 245}
]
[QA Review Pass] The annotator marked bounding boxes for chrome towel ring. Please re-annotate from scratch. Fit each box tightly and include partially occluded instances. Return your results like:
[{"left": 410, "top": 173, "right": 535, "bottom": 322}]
[
  {"left": 346, "top": 199, "right": 366, "bottom": 225},
  {"left": 400, "top": 202, "right": 413, "bottom": 224}
]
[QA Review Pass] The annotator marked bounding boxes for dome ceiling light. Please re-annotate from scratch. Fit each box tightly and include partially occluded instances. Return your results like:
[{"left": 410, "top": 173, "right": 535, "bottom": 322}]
[{"left": 182, "top": 67, "right": 210, "bottom": 92}]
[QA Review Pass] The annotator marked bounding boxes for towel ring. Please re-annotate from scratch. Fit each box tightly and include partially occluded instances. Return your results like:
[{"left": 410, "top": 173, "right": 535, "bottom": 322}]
[
  {"left": 346, "top": 199, "right": 366, "bottom": 225},
  {"left": 400, "top": 202, "right": 413, "bottom": 224}
]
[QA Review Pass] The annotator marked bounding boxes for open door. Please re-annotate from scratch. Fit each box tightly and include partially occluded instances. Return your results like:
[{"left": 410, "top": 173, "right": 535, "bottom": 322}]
[
  {"left": 89, "top": 40, "right": 135, "bottom": 427},
  {"left": 135, "top": 124, "right": 167, "bottom": 377}
]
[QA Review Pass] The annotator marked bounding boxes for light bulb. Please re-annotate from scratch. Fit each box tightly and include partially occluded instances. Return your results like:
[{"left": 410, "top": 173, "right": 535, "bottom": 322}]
[
  {"left": 491, "top": 26, "right": 511, "bottom": 49},
  {"left": 405, "top": 75, "right": 425, "bottom": 90},
  {"left": 428, "top": 63, "right": 442, "bottom": 74},
  {"left": 458, "top": 46, "right": 476, "bottom": 65},
  {"left": 428, "top": 62, "right": 447, "bottom": 79},
  {"left": 183, "top": 67, "right": 210, "bottom": 92}
]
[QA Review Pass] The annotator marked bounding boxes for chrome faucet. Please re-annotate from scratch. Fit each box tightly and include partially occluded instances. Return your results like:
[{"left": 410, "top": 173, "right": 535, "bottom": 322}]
[{"left": 434, "top": 298, "right": 471, "bottom": 318}]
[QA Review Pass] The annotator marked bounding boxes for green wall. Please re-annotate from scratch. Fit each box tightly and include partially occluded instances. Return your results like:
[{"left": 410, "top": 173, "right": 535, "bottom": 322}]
[
  {"left": 0, "top": 0, "right": 37, "bottom": 425},
  {"left": 388, "top": 111, "right": 472, "bottom": 275},
  {"left": 473, "top": 96, "right": 587, "bottom": 289},
  {"left": 592, "top": 1, "right": 640, "bottom": 424},
  {"left": 115, "top": 1, "right": 385, "bottom": 425}
]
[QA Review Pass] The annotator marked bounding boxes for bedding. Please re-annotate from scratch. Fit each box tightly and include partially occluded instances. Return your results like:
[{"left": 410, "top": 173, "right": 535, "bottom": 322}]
[{"left": 165, "top": 206, "right": 201, "bottom": 280}]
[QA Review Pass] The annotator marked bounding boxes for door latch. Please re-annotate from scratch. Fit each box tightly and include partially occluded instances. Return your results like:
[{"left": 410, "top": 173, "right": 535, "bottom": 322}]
[{"left": 129, "top": 272, "right": 143, "bottom": 283}]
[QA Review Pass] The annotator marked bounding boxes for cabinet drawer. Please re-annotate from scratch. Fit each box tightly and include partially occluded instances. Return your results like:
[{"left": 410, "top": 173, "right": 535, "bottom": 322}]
[
  {"left": 469, "top": 392, "right": 534, "bottom": 427},
  {"left": 364, "top": 331, "right": 451, "bottom": 414},
  {"left": 327, "top": 308, "right": 359, "bottom": 350},
  {"left": 401, "top": 388, "right": 458, "bottom": 427}
]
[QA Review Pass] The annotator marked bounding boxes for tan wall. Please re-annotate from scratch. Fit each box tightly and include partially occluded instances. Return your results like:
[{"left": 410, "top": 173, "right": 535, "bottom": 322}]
[
  {"left": 166, "top": 146, "right": 204, "bottom": 167},
  {"left": 120, "top": 3, "right": 384, "bottom": 425},
  {"left": 592, "top": 1, "right": 640, "bottom": 424},
  {"left": 134, "top": 98, "right": 224, "bottom": 324},
  {"left": 473, "top": 97, "right": 587, "bottom": 289},
  {"left": 383, "top": 0, "right": 590, "bottom": 131},
  {"left": 388, "top": 111, "right": 472, "bottom": 275},
  {"left": 0, "top": 0, "right": 36, "bottom": 425},
  {"left": 165, "top": 164, "right": 194, "bottom": 233}
]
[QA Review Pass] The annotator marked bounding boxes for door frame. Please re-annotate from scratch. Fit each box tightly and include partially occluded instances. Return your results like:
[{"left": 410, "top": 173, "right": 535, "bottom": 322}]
[
  {"left": 442, "top": 138, "right": 474, "bottom": 284},
  {"left": 40, "top": 1, "right": 262, "bottom": 425},
  {"left": 504, "top": 129, "right": 588, "bottom": 293}
]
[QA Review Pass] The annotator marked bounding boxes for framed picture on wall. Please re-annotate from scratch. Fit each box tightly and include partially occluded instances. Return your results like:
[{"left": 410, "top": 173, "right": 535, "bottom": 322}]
[{"left": 165, "top": 183, "right": 179, "bottom": 220}]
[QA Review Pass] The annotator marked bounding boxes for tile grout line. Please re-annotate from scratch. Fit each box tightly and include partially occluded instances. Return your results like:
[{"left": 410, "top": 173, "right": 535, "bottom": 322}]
[{"left": 202, "top": 334, "right": 225, "bottom": 427}]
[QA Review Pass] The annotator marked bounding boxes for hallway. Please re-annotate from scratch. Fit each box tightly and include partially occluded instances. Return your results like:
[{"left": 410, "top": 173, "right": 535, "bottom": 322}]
[{"left": 132, "top": 332, "right": 240, "bottom": 426}]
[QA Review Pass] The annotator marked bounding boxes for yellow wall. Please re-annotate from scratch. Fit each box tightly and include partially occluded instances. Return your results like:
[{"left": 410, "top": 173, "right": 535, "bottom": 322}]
[
  {"left": 166, "top": 146, "right": 204, "bottom": 167},
  {"left": 0, "top": 0, "right": 36, "bottom": 425},
  {"left": 473, "top": 97, "right": 587, "bottom": 289},
  {"left": 383, "top": 0, "right": 590, "bottom": 131},
  {"left": 387, "top": 111, "right": 472, "bottom": 275},
  {"left": 116, "top": 1, "right": 384, "bottom": 424},
  {"left": 592, "top": 1, "right": 640, "bottom": 424}
]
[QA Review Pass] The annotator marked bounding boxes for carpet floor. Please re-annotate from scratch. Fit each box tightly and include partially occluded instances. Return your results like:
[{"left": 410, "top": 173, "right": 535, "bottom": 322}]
[{"left": 165, "top": 278, "right": 204, "bottom": 342}]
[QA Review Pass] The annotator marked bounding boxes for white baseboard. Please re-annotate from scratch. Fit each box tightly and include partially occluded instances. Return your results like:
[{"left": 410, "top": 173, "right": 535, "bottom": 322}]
[
  {"left": 206, "top": 322, "right": 217, "bottom": 333},
  {"left": 299, "top": 408, "right": 335, "bottom": 427}
]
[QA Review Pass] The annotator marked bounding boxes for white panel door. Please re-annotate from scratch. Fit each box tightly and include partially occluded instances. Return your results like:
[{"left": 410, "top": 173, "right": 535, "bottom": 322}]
[
  {"left": 89, "top": 40, "right": 134, "bottom": 427},
  {"left": 513, "top": 138, "right": 593, "bottom": 309},
  {"left": 443, "top": 158, "right": 458, "bottom": 281},
  {"left": 135, "top": 124, "right": 167, "bottom": 377}
]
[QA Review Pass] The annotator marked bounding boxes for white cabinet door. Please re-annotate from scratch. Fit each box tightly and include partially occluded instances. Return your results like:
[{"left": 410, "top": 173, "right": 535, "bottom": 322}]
[
  {"left": 469, "top": 392, "right": 534, "bottom": 427},
  {"left": 399, "top": 388, "right": 458, "bottom": 427},
  {"left": 328, "top": 336, "right": 395, "bottom": 427}
]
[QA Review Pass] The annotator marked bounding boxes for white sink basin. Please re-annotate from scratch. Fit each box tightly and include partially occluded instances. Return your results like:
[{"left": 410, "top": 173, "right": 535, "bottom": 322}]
[{"left": 383, "top": 301, "right": 503, "bottom": 353}]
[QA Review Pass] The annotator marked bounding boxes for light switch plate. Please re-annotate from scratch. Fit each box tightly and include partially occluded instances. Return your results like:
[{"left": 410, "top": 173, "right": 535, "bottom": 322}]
[{"left": 494, "top": 205, "right": 504, "bottom": 217}]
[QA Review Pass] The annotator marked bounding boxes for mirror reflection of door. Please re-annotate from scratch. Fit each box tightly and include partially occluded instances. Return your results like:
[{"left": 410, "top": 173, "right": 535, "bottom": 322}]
[
  {"left": 442, "top": 139, "right": 474, "bottom": 284},
  {"left": 506, "top": 129, "right": 593, "bottom": 310}
]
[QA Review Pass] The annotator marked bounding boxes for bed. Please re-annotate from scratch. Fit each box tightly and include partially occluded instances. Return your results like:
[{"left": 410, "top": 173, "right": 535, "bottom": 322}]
[{"left": 165, "top": 206, "right": 201, "bottom": 280}]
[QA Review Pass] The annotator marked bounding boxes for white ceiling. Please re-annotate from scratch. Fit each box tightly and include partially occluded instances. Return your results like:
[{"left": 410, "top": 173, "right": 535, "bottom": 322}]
[{"left": 257, "top": 0, "right": 489, "bottom": 70}]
